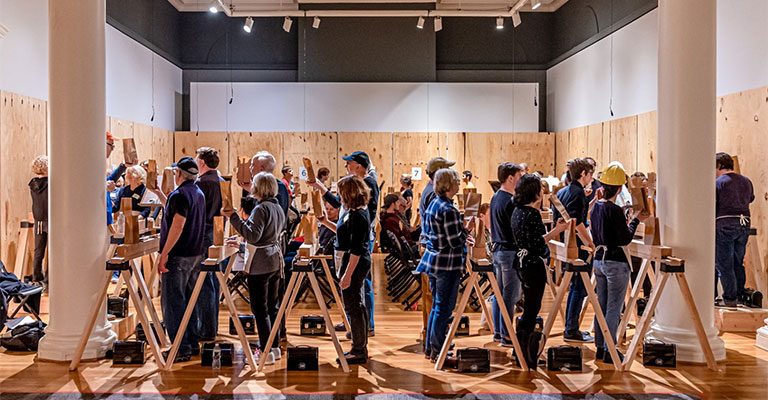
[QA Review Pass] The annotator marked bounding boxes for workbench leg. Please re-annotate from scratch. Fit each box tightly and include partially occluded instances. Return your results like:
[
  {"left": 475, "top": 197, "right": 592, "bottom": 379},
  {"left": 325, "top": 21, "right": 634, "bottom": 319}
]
[
  {"left": 131, "top": 259, "right": 169, "bottom": 347},
  {"left": 321, "top": 259, "right": 351, "bottom": 332},
  {"left": 216, "top": 270, "right": 258, "bottom": 371},
  {"left": 258, "top": 272, "right": 303, "bottom": 372},
  {"left": 487, "top": 271, "right": 529, "bottom": 371},
  {"left": 435, "top": 272, "right": 476, "bottom": 371},
  {"left": 542, "top": 271, "right": 574, "bottom": 340},
  {"left": 578, "top": 273, "right": 596, "bottom": 329},
  {"left": 125, "top": 271, "right": 166, "bottom": 369},
  {"left": 622, "top": 271, "right": 669, "bottom": 371},
  {"left": 164, "top": 272, "right": 207, "bottom": 370},
  {"left": 675, "top": 273, "right": 718, "bottom": 371},
  {"left": 545, "top": 260, "right": 567, "bottom": 323},
  {"left": 618, "top": 258, "right": 651, "bottom": 344},
  {"left": 580, "top": 271, "right": 622, "bottom": 371},
  {"left": 307, "top": 272, "right": 350, "bottom": 372},
  {"left": 69, "top": 273, "right": 112, "bottom": 371},
  {"left": 472, "top": 277, "right": 495, "bottom": 336}
]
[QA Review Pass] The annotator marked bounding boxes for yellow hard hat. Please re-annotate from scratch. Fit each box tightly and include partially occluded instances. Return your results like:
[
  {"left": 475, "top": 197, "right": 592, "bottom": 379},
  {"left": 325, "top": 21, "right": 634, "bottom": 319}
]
[{"left": 600, "top": 161, "right": 627, "bottom": 186}]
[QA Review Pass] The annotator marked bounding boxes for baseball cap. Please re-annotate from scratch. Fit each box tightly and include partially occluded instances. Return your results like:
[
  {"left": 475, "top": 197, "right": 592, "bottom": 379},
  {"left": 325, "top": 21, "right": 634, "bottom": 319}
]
[
  {"left": 426, "top": 157, "right": 456, "bottom": 174},
  {"left": 172, "top": 156, "right": 199, "bottom": 175},
  {"left": 342, "top": 151, "right": 370, "bottom": 168}
]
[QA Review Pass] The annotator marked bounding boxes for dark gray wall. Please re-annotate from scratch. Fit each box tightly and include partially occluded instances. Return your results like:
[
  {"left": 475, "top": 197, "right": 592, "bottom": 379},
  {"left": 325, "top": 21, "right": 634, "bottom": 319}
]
[
  {"left": 106, "top": 0, "right": 182, "bottom": 66},
  {"left": 298, "top": 17, "right": 436, "bottom": 82}
]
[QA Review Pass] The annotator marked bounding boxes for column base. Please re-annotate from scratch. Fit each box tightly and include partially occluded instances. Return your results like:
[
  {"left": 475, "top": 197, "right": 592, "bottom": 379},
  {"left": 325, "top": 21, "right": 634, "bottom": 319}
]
[
  {"left": 37, "top": 320, "right": 116, "bottom": 362},
  {"left": 756, "top": 319, "right": 768, "bottom": 351},
  {"left": 647, "top": 320, "right": 726, "bottom": 363}
]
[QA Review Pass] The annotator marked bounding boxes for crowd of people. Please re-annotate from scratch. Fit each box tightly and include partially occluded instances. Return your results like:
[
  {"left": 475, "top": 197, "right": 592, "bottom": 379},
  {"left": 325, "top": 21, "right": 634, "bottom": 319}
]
[{"left": 72, "top": 132, "right": 754, "bottom": 368}]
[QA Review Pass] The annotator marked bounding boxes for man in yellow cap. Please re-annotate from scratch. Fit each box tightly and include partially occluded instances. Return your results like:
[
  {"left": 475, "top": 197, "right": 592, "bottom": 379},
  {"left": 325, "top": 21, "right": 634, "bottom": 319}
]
[{"left": 589, "top": 161, "right": 648, "bottom": 363}]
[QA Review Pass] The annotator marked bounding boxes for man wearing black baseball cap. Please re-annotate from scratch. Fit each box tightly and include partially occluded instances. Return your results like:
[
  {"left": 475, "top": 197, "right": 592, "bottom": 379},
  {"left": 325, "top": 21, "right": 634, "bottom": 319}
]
[{"left": 158, "top": 156, "right": 207, "bottom": 362}]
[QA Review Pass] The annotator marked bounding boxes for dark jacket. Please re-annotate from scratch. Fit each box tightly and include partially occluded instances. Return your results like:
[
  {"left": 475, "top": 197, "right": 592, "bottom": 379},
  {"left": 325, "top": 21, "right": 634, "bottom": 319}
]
[
  {"left": 230, "top": 197, "right": 286, "bottom": 275},
  {"left": 590, "top": 200, "right": 640, "bottom": 263},
  {"left": 113, "top": 184, "right": 150, "bottom": 219},
  {"left": 195, "top": 170, "right": 224, "bottom": 242},
  {"left": 29, "top": 177, "right": 48, "bottom": 223}
]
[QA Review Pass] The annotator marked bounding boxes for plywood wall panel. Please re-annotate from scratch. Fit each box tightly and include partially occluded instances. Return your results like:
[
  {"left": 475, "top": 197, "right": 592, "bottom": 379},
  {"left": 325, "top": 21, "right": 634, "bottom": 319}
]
[
  {"left": 555, "top": 131, "right": 569, "bottom": 176},
  {"left": 609, "top": 116, "right": 638, "bottom": 173},
  {"left": 503, "top": 132, "right": 555, "bottom": 176},
  {"left": 437, "top": 132, "right": 465, "bottom": 171},
  {"left": 283, "top": 132, "right": 338, "bottom": 183},
  {"left": 465, "top": 133, "right": 504, "bottom": 200},
  {"left": 393, "top": 132, "right": 440, "bottom": 196},
  {"left": 337, "top": 132, "right": 393, "bottom": 189},
  {"left": 636, "top": 111, "right": 658, "bottom": 174},
  {"left": 567, "top": 126, "right": 589, "bottom": 160},
  {"left": 152, "top": 127, "right": 174, "bottom": 169},
  {"left": 0, "top": 92, "right": 47, "bottom": 266},
  {"left": 108, "top": 118, "right": 135, "bottom": 168},
  {"left": 228, "top": 132, "right": 284, "bottom": 177},
  {"left": 133, "top": 123, "right": 154, "bottom": 165},
  {"left": 587, "top": 122, "right": 609, "bottom": 169},
  {"left": 174, "top": 131, "right": 230, "bottom": 173}
]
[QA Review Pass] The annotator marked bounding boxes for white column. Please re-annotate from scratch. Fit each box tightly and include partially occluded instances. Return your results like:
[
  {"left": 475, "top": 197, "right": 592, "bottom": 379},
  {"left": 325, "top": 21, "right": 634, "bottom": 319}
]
[
  {"left": 38, "top": 0, "right": 116, "bottom": 361},
  {"left": 649, "top": 0, "right": 725, "bottom": 362}
]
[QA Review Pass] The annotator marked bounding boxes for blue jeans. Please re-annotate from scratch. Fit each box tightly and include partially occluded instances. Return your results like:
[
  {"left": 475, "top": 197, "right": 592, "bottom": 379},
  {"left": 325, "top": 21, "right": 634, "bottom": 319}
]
[
  {"left": 196, "top": 266, "right": 221, "bottom": 340},
  {"left": 593, "top": 260, "right": 630, "bottom": 350},
  {"left": 161, "top": 255, "right": 204, "bottom": 356},
  {"left": 716, "top": 222, "right": 750, "bottom": 301},
  {"left": 427, "top": 269, "right": 463, "bottom": 355},
  {"left": 492, "top": 250, "right": 521, "bottom": 340},
  {"left": 564, "top": 262, "right": 589, "bottom": 335}
]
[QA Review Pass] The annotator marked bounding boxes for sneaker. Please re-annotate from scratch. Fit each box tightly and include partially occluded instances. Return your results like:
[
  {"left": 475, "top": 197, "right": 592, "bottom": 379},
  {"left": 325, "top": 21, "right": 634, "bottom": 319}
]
[
  {"left": 256, "top": 349, "right": 275, "bottom": 365},
  {"left": 271, "top": 347, "right": 282, "bottom": 360},
  {"left": 337, "top": 351, "right": 368, "bottom": 365},
  {"left": 492, "top": 334, "right": 502, "bottom": 343},
  {"left": 162, "top": 350, "right": 191, "bottom": 363},
  {"left": 715, "top": 298, "right": 738, "bottom": 308},
  {"left": 563, "top": 331, "right": 594, "bottom": 343},
  {"left": 499, "top": 337, "right": 515, "bottom": 348},
  {"left": 334, "top": 322, "right": 346, "bottom": 332}
]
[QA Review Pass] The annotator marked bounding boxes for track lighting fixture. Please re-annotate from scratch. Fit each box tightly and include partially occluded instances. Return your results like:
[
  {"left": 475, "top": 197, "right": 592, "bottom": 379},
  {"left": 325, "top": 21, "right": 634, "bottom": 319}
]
[
  {"left": 208, "top": 2, "right": 218, "bottom": 13},
  {"left": 417, "top": 16, "right": 425, "bottom": 29},
  {"left": 283, "top": 16, "right": 293, "bottom": 32},
  {"left": 434, "top": 16, "right": 442, "bottom": 32},
  {"left": 512, "top": 11, "right": 521, "bottom": 27},
  {"left": 243, "top": 16, "right": 254, "bottom": 33},
  {"left": 313, "top": 16, "right": 321, "bottom": 29},
  {"left": 532, "top": 1, "right": 543, "bottom": 10},
  {"left": 496, "top": 17, "right": 504, "bottom": 30}
]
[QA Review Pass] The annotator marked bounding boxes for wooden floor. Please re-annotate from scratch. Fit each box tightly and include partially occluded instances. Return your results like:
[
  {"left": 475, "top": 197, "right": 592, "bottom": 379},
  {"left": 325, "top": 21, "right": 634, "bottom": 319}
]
[{"left": 2, "top": 255, "right": 768, "bottom": 399}]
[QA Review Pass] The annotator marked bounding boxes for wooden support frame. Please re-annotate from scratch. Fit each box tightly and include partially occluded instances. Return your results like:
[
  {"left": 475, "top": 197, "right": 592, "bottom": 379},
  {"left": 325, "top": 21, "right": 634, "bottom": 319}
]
[{"left": 434, "top": 259, "right": 529, "bottom": 371}]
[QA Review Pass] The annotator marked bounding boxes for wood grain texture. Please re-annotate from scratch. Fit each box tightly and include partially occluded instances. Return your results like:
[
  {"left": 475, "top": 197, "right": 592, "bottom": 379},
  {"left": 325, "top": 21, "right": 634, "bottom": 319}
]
[
  {"left": 284, "top": 132, "right": 338, "bottom": 182},
  {"left": 464, "top": 133, "right": 504, "bottom": 201},
  {"left": 2, "top": 254, "right": 767, "bottom": 398},
  {"left": 132, "top": 123, "right": 153, "bottom": 165},
  {"left": 554, "top": 131, "right": 569, "bottom": 176},
  {"left": 338, "top": 132, "right": 393, "bottom": 188},
  {"left": 174, "top": 131, "right": 230, "bottom": 173},
  {"left": 567, "top": 126, "right": 589, "bottom": 160},
  {"left": 393, "top": 132, "right": 440, "bottom": 198},
  {"left": 0, "top": 92, "right": 47, "bottom": 266},
  {"left": 108, "top": 118, "right": 135, "bottom": 168},
  {"left": 502, "top": 132, "right": 555, "bottom": 176},
  {"left": 636, "top": 111, "right": 658, "bottom": 173},
  {"left": 588, "top": 122, "right": 609, "bottom": 170},
  {"left": 609, "top": 116, "right": 638, "bottom": 173},
  {"left": 152, "top": 127, "right": 174, "bottom": 169}
]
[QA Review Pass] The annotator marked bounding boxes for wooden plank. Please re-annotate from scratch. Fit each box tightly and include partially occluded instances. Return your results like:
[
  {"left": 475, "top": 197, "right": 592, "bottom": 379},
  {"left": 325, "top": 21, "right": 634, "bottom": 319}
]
[
  {"left": 636, "top": 111, "right": 658, "bottom": 174},
  {"left": 715, "top": 307, "right": 768, "bottom": 333},
  {"left": 0, "top": 92, "right": 47, "bottom": 266},
  {"left": 174, "top": 131, "right": 230, "bottom": 173},
  {"left": 284, "top": 132, "right": 338, "bottom": 183},
  {"left": 609, "top": 116, "right": 638, "bottom": 173},
  {"left": 502, "top": 132, "right": 555, "bottom": 176},
  {"left": 109, "top": 118, "right": 135, "bottom": 168},
  {"left": 337, "top": 132, "right": 392, "bottom": 187}
]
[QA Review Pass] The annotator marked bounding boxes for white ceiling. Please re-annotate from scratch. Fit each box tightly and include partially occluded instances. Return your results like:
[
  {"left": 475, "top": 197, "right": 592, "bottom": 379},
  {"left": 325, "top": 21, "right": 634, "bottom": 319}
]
[{"left": 167, "top": 0, "right": 568, "bottom": 14}]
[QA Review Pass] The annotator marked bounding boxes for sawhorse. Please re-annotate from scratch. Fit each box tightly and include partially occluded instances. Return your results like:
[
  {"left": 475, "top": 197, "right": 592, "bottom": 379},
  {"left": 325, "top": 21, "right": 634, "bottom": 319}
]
[
  {"left": 257, "top": 255, "right": 350, "bottom": 372},
  {"left": 541, "top": 257, "right": 623, "bottom": 370},
  {"left": 286, "top": 253, "right": 350, "bottom": 333},
  {"left": 434, "top": 258, "right": 529, "bottom": 371},
  {"left": 69, "top": 236, "right": 167, "bottom": 370},
  {"left": 622, "top": 258, "right": 718, "bottom": 371},
  {"left": 163, "top": 244, "right": 257, "bottom": 370}
]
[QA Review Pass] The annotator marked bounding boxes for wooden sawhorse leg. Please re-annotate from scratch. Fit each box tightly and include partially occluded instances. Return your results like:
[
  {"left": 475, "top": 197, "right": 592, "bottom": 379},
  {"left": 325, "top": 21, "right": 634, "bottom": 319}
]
[
  {"left": 129, "top": 258, "right": 169, "bottom": 347},
  {"left": 545, "top": 259, "right": 567, "bottom": 323},
  {"left": 70, "top": 260, "right": 166, "bottom": 370},
  {"left": 435, "top": 261, "right": 529, "bottom": 371},
  {"left": 622, "top": 260, "right": 718, "bottom": 372},
  {"left": 257, "top": 260, "right": 349, "bottom": 373},
  {"left": 618, "top": 258, "right": 652, "bottom": 344},
  {"left": 541, "top": 263, "right": 623, "bottom": 371},
  {"left": 320, "top": 258, "right": 350, "bottom": 332}
]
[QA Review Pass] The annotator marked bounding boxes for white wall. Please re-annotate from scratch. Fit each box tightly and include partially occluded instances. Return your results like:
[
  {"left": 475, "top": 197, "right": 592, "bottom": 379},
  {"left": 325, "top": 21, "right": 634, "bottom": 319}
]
[
  {"left": 548, "top": 0, "right": 768, "bottom": 132},
  {"left": 0, "top": 0, "right": 181, "bottom": 131},
  {"left": 190, "top": 82, "right": 540, "bottom": 132},
  {"left": 0, "top": 0, "right": 49, "bottom": 101}
]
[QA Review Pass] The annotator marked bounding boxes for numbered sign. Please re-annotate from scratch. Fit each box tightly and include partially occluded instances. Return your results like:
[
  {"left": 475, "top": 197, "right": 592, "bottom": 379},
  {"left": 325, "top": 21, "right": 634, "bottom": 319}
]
[
  {"left": 411, "top": 167, "right": 423, "bottom": 181},
  {"left": 299, "top": 167, "right": 309, "bottom": 181}
]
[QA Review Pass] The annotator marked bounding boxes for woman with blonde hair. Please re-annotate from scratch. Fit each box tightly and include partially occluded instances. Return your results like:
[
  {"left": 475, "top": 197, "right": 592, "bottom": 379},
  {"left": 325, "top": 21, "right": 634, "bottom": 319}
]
[
  {"left": 224, "top": 172, "right": 286, "bottom": 365},
  {"left": 28, "top": 155, "right": 49, "bottom": 285},
  {"left": 113, "top": 165, "right": 150, "bottom": 218},
  {"left": 334, "top": 175, "right": 372, "bottom": 364}
]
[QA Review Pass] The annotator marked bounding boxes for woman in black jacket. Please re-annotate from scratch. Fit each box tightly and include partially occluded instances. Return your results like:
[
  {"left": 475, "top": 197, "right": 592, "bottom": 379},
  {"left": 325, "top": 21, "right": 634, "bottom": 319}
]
[
  {"left": 334, "top": 175, "right": 372, "bottom": 364},
  {"left": 225, "top": 172, "right": 286, "bottom": 366},
  {"left": 113, "top": 165, "right": 150, "bottom": 218},
  {"left": 28, "top": 155, "right": 49, "bottom": 285}
]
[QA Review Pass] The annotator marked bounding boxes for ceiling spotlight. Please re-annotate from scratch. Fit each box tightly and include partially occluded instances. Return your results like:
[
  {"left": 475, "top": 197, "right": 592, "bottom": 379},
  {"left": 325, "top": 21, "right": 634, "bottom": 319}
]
[
  {"left": 208, "top": 2, "right": 218, "bottom": 13},
  {"left": 496, "top": 17, "right": 504, "bottom": 30},
  {"left": 243, "top": 16, "right": 254, "bottom": 33},
  {"left": 283, "top": 16, "right": 293, "bottom": 33},
  {"left": 312, "top": 16, "right": 321, "bottom": 29},
  {"left": 512, "top": 11, "right": 522, "bottom": 28},
  {"left": 417, "top": 16, "right": 425, "bottom": 29},
  {"left": 532, "top": 0, "right": 543, "bottom": 10},
  {"left": 434, "top": 16, "right": 442, "bottom": 32}
]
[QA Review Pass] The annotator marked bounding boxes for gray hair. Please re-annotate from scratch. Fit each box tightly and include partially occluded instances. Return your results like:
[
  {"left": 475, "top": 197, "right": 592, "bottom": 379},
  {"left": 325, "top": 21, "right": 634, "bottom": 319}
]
[
  {"left": 253, "top": 151, "right": 277, "bottom": 173},
  {"left": 178, "top": 169, "right": 197, "bottom": 182},
  {"left": 125, "top": 165, "right": 147, "bottom": 184},
  {"left": 434, "top": 168, "right": 460, "bottom": 195},
  {"left": 252, "top": 172, "right": 278, "bottom": 199}
]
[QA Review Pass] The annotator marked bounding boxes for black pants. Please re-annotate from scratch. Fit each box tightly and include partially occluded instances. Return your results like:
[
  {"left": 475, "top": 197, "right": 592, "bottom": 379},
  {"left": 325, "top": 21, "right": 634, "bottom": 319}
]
[
  {"left": 518, "top": 261, "right": 546, "bottom": 333},
  {"left": 340, "top": 254, "right": 371, "bottom": 355},
  {"left": 33, "top": 231, "right": 47, "bottom": 283},
  {"left": 247, "top": 270, "right": 281, "bottom": 351}
]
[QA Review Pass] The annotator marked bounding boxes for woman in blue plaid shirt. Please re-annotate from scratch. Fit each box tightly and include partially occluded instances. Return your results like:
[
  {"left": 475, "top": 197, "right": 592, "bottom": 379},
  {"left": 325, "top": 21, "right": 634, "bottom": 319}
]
[{"left": 418, "top": 168, "right": 475, "bottom": 363}]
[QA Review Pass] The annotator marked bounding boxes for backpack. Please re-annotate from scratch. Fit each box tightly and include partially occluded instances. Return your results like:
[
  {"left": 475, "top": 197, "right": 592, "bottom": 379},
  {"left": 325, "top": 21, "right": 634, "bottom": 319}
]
[{"left": 0, "top": 320, "right": 47, "bottom": 352}]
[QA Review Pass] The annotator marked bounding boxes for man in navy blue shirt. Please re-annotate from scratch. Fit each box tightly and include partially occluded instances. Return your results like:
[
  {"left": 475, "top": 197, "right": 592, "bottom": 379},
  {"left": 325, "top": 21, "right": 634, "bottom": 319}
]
[
  {"left": 194, "top": 147, "right": 224, "bottom": 340},
  {"left": 715, "top": 152, "right": 755, "bottom": 307},
  {"left": 552, "top": 158, "right": 596, "bottom": 343},
  {"left": 158, "top": 156, "right": 206, "bottom": 362},
  {"left": 490, "top": 162, "right": 523, "bottom": 346}
]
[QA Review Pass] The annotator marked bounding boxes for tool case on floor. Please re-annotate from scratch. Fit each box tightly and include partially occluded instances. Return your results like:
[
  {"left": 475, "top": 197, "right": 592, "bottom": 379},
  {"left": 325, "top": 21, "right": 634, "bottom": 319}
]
[
  {"left": 287, "top": 345, "right": 319, "bottom": 371},
  {"left": 201, "top": 342, "right": 233, "bottom": 367},
  {"left": 229, "top": 314, "right": 256, "bottom": 335},
  {"left": 112, "top": 340, "right": 145, "bottom": 365},
  {"left": 107, "top": 296, "right": 128, "bottom": 318},
  {"left": 547, "top": 345, "right": 582, "bottom": 372},
  {"left": 456, "top": 347, "right": 490, "bottom": 373},
  {"left": 446, "top": 315, "right": 470, "bottom": 336},
  {"left": 516, "top": 315, "right": 544, "bottom": 332},
  {"left": 300, "top": 315, "right": 326, "bottom": 336},
  {"left": 135, "top": 321, "right": 165, "bottom": 342},
  {"left": 643, "top": 341, "right": 676, "bottom": 368},
  {"left": 741, "top": 288, "right": 763, "bottom": 308}
]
